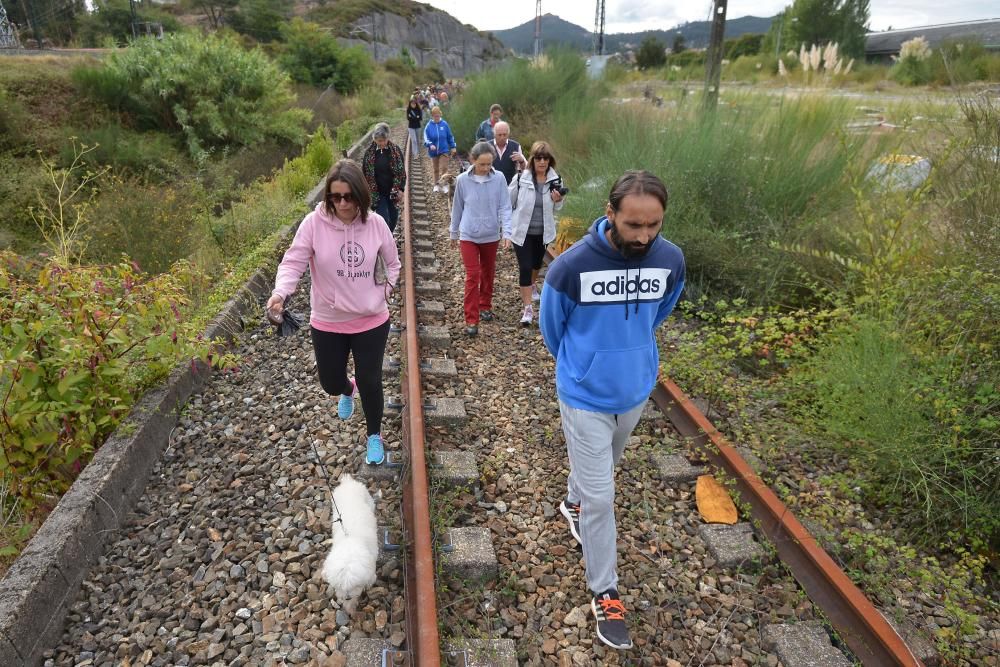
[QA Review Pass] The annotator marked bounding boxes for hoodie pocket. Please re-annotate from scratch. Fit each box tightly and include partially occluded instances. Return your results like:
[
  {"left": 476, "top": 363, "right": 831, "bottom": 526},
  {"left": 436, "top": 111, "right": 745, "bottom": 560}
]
[
  {"left": 466, "top": 215, "right": 494, "bottom": 237},
  {"left": 574, "top": 345, "right": 656, "bottom": 406}
]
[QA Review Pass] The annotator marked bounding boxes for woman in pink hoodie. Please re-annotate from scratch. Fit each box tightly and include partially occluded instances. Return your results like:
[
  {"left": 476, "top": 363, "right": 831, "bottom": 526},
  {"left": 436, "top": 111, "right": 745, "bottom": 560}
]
[{"left": 267, "top": 160, "right": 401, "bottom": 465}]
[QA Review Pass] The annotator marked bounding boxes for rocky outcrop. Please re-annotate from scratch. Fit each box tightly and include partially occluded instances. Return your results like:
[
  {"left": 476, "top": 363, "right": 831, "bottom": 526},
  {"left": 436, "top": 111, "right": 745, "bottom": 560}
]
[{"left": 337, "top": 8, "right": 507, "bottom": 77}]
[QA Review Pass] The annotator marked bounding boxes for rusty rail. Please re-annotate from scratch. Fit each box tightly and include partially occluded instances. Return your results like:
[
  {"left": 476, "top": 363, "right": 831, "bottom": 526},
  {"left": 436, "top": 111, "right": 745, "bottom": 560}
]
[
  {"left": 650, "top": 380, "right": 922, "bottom": 666},
  {"left": 400, "top": 137, "right": 442, "bottom": 665}
]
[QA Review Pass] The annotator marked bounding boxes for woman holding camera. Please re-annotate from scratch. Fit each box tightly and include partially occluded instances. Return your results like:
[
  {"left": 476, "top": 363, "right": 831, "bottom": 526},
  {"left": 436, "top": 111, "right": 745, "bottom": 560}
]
[{"left": 509, "top": 141, "right": 565, "bottom": 326}]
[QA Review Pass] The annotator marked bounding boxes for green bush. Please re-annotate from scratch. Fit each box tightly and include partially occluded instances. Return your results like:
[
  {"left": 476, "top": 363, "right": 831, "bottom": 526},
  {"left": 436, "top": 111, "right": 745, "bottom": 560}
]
[
  {"left": 636, "top": 37, "right": 668, "bottom": 69},
  {"left": 800, "top": 313, "right": 998, "bottom": 547},
  {"left": 0, "top": 254, "right": 214, "bottom": 508},
  {"left": 278, "top": 125, "right": 334, "bottom": 198},
  {"left": 74, "top": 33, "right": 310, "bottom": 158},
  {"left": 890, "top": 55, "right": 932, "bottom": 86},
  {"left": 278, "top": 18, "right": 374, "bottom": 92},
  {"left": 84, "top": 175, "right": 212, "bottom": 274},
  {"left": 228, "top": 0, "right": 292, "bottom": 42}
]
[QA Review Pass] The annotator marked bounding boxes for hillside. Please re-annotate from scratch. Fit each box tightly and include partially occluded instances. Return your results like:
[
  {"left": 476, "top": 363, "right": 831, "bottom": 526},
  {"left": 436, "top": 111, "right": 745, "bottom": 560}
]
[
  {"left": 299, "top": 0, "right": 507, "bottom": 76},
  {"left": 490, "top": 13, "right": 774, "bottom": 54}
]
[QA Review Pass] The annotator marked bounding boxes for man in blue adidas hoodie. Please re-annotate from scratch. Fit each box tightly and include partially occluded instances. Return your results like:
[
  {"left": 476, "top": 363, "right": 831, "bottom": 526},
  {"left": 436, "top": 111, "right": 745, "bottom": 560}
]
[{"left": 540, "top": 171, "right": 685, "bottom": 651}]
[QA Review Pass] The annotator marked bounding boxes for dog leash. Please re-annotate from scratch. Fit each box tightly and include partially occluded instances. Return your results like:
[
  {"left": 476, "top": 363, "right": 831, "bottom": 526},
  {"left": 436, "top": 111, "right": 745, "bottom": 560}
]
[{"left": 309, "top": 438, "right": 348, "bottom": 536}]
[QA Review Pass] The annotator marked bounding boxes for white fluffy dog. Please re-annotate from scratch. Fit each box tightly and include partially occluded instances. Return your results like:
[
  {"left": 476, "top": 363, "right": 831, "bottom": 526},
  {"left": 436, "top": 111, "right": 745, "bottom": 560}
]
[{"left": 320, "top": 474, "right": 378, "bottom": 607}]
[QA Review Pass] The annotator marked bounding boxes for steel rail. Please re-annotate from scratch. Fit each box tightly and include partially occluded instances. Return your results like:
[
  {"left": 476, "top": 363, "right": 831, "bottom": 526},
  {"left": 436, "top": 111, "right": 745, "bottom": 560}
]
[
  {"left": 650, "top": 379, "right": 923, "bottom": 666},
  {"left": 399, "top": 138, "right": 442, "bottom": 665}
]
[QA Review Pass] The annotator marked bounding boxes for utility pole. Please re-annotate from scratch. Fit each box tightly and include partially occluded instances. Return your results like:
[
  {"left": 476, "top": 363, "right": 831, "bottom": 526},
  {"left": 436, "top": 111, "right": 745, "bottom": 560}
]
[
  {"left": 533, "top": 0, "right": 541, "bottom": 60},
  {"left": 703, "top": 0, "right": 727, "bottom": 111},
  {"left": 593, "top": 0, "right": 605, "bottom": 55},
  {"left": 18, "top": 0, "right": 40, "bottom": 48}
]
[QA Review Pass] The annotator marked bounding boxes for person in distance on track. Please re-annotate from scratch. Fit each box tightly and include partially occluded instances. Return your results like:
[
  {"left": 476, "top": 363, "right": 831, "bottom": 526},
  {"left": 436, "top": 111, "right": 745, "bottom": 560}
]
[
  {"left": 490, "top": 121, "right": 527, "bottom": 185},
  {"left": 475, "top": 103, "right": 504, "bottom": 143},
  {"left": 539, "top": 171, "right": 685, "bottom": 651},
  {"left": 267, "top": 160, "right": 401, "bottom": 466},
  {"left": 450, "top": 141, "right": 513, "bottom": 336},
  {"left": 362, "top": 123, "right": 406, "bottom": 234},
  {"left": 424, "top": 105, "right": 457, "bottom": 194},
  {"left": 508, "top": 141, "right": 565, "bottom": 326},
  {"left": 406, "top": 97, "right": 423, "bottom": 158}
]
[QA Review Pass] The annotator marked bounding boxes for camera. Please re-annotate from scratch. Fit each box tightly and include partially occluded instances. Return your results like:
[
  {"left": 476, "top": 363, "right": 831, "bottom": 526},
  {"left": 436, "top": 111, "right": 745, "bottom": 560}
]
[{"left": 548, "top": 177, "right": 569, "bottom": 197}]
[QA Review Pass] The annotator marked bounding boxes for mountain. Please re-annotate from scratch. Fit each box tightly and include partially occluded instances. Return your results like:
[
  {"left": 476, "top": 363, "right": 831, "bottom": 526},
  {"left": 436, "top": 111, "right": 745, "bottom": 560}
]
[{"left": 490, "top": 13, "right": 774, "bottom": 54}]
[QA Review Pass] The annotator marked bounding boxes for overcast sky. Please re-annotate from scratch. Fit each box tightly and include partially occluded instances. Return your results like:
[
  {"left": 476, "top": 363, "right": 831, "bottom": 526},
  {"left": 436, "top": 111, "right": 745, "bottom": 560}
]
[{"left": 423, "top": 0, "right": 998, "bottom": 34}]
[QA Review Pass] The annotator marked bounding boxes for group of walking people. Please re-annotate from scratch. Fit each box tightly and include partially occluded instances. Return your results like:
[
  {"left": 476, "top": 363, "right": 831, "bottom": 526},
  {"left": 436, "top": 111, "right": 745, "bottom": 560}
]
[{"left": 267, "top": 98, "right": 686, "bottom": 653}]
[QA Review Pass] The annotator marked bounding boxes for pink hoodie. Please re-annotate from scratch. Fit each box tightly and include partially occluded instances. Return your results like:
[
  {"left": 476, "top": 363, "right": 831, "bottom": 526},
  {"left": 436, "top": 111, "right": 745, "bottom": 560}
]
[{"left": 273, "top": 202, "right": 401, "bottom": 332}]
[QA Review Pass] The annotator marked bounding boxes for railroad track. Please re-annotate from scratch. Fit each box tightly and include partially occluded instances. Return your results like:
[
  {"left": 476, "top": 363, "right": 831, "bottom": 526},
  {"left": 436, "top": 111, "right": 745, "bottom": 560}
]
[{"left": 45, "top": 125, "right": 925, "bottom": 666}]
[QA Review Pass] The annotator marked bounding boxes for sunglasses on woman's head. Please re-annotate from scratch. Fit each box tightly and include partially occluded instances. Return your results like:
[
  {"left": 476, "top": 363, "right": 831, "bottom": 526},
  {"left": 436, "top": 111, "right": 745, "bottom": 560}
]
[
  {"left": 534, "top": 155, "right": 551, "bottom": 161},
  {"left": 328, "top": 193, "right": 355, "bottom": 204}
]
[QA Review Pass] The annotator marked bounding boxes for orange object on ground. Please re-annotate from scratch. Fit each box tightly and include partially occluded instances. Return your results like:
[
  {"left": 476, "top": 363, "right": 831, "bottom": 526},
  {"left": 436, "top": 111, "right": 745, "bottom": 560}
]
[{"left": 696, "top": 474, "right": 738, "bottom": 524}]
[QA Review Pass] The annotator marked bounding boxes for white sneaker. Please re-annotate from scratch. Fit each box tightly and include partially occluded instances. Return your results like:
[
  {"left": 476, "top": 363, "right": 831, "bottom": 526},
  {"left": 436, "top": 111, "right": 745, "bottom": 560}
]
[
  {"left": 433, "top": 184, "right": 441, "bottom": 193},
  {"left": 520, "top": 304, "right": 533, "bottom": 326},
  {"left": 531, "top": 286, "right": 541, "bottom": 302},
  {"left": 442, "top": 183, "right": 450, "bottom": 194}
]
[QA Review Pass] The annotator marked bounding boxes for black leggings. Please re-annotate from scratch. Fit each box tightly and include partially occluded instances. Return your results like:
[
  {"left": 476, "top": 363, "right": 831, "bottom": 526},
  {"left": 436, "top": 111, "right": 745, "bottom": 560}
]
[
  {"left": 513, "top": 233, "right": 546, "bottom": 287},
  {"left": 311, "top": 318, "right": 390, "bottom": 436}
]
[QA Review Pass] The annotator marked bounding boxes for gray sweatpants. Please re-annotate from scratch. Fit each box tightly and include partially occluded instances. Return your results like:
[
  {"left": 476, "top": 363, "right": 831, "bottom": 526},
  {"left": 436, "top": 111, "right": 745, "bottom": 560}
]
[{"left": 560, "top": 399, "right": 645, "bottom": 595}]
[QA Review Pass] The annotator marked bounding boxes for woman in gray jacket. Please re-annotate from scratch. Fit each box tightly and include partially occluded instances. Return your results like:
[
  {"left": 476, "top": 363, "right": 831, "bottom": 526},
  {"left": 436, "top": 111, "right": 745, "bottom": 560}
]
[
  {"left": 450, "top": 141, "right": 513, "bottom": 335},
  {"left": 508, "top": 141, "right": 564, "bottom": 326}
]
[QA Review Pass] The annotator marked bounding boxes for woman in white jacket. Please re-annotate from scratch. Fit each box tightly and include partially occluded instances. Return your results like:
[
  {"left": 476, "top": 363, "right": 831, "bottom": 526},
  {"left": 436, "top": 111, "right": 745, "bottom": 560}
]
[{"left": 508, "top": 141, "right": 564, "bottom": 325}]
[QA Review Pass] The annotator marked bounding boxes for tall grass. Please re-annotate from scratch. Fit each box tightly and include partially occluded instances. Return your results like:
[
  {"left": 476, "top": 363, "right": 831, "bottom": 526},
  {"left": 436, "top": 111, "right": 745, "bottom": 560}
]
[
  {"left": 446, "top": 50, "right": 606, "bottom": 154},
  {"left": 558, "top": 94, "right": 884, "bottom": 303}
]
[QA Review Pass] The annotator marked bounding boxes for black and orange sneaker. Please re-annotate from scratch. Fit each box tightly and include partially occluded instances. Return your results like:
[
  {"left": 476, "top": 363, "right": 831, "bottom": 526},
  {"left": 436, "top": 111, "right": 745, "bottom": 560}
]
[
  {"left": 591, "top": 589, "right": 632, "bottom": 649},
  {"left": 559, "top": 499, "right": 582, "bottom": 545}
]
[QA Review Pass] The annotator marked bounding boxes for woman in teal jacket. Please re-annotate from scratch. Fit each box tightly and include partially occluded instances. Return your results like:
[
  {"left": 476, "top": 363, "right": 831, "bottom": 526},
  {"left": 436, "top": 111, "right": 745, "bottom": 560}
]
[{"left": 423, "top": 105, "right": 457, "bottom": 193}]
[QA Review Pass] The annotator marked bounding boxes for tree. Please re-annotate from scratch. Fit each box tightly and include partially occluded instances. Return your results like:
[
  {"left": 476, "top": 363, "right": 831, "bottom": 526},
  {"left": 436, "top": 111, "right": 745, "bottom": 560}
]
[
  {"left": 671, "top": 33, "right": 686, "bottom": 54},
  {"left": 725, "top": 33, "right": 764, "bottom": 59},
  {"left": 636, "top": 36, "right": 667, "bottom": 69},
  {"left": 836, "top": 0, "right": 869, "bottom": 59},
  {"left": 784, "top": 0, "right": 870, "bottom": 59},
  {"left": 228, "top": 0, "right": 292, "bottom": 42},
  {"left": 278, "top": 18, "right": 373, "bottom": 93},
  {"left": 183, "top": 0, "right": 238, "bottom": 30}
]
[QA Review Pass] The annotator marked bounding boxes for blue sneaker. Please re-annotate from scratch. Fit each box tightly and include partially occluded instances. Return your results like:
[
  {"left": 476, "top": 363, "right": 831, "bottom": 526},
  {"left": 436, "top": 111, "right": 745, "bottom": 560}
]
[
  {"left": 366, "top": 434, "right": 385, "bottom": 465},
  {"left": 337, "top": 378, "right": 356, "bottom": 420}
]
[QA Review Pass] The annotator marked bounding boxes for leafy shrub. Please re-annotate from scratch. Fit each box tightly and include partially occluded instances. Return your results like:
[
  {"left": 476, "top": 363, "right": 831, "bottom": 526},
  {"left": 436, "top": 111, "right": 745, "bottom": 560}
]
[
  {"left": 74, "top": 33, "right": 310, "bottom": 158},
  {"left": 800, "top": 313, "right": 999, "bottom": 547},
  {"left": 278, "top": 18, "right": 373, "bottom": 92},
  {"left": 0, "top": 254, "right": 214, "bottom": 508},
  {"left": 84, "top": 175, "right": 212, "bottom": 274},
  {"left": 636, "top": 37, "right": 668, "bottom": 69},
  {"left": 278, "top": 125, "right": 334, "bottom": 198},
  {"left": 228, "top": 0, "right": 292, "bottom": 42}
]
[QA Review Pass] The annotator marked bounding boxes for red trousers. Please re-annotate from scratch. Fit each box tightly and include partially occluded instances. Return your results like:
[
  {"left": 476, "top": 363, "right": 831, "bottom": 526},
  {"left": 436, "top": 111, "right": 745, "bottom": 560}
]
[{"left": 459, "top": 240, "right": 499, "bottom": 324}]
